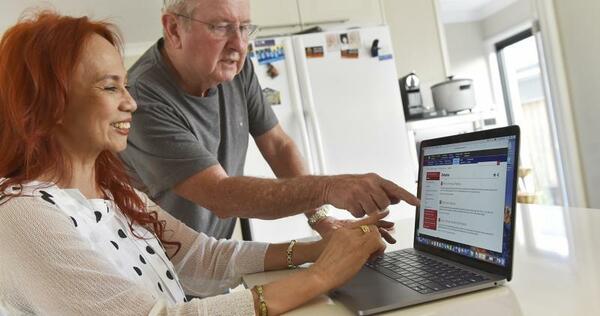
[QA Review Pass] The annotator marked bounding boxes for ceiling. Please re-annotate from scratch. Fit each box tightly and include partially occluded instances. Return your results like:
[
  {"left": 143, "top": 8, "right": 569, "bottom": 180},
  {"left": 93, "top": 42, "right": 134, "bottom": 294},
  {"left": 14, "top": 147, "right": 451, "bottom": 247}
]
[{"left": 438, "top": 0, "right": 520, "bottom": 24}]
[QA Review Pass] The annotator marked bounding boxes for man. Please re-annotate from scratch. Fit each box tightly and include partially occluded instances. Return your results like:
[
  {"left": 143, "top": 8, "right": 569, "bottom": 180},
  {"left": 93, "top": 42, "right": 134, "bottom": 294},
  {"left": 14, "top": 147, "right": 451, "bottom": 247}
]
[{"left": 120, "top": 0, "right": 418, "bottom": 239}]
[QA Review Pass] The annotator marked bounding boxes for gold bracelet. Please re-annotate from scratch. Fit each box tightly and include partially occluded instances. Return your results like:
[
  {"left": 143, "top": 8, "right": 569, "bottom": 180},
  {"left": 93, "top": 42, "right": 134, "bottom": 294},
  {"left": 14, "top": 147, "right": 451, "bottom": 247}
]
[
  {"left": 286, "top": 239, "right": 298, "bottom": 269},
  {"left": 254, "top": 285, "right": 268, "bottom": 316}
]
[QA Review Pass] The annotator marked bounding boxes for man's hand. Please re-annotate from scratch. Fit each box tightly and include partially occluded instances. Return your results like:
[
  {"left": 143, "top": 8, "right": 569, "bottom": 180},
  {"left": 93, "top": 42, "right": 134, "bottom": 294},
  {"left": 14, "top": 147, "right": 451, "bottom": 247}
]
[
  {"left": 323, "top": 173, "right": 419, "bottom": 217},
  {"left": 313, "top": 215, "right": 397, "bottom": 244}
]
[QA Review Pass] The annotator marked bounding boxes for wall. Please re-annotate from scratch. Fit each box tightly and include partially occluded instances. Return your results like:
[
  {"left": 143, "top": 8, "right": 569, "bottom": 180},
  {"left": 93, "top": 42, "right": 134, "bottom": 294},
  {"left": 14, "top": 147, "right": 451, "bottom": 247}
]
[
  {"left": 553, "top": 0, "right": 600, "bottom": 207},
  {"left": 481, "top": 0, "right": 533, "bottom": 39},
  {"left": 438, "top": 1, "right": 534, "bottom": 117},
  {"left": 383, "top": 0, "right": 447, "bottom": 109},
  {"left": 0, "top": 0, "right": 162, "bottom": 43},
  {"left": 444, "top": 21, "right": 495, "bottom": 111},
  {"left": 0, "top": 0, "right": 163, "bottom": 68}
]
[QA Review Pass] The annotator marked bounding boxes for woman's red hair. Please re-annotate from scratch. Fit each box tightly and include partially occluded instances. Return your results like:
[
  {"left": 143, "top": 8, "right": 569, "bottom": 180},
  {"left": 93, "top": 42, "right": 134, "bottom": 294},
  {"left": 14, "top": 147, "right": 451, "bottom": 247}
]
[{"left": 0, "top": 12, "right": 179, "bottom": 256}]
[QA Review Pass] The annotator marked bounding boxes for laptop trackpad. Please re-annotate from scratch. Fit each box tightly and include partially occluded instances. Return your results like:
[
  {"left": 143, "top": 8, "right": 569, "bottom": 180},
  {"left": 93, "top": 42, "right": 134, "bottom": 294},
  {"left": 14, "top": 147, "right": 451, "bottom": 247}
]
[{"left": 331, "top": 266, "right": 422, "bottom": 314}]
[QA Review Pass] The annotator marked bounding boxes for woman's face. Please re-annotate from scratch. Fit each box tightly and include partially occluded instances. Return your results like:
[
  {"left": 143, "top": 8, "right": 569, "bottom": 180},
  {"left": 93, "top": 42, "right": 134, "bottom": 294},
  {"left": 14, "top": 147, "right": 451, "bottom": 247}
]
[{"left": 58, "top": 34, "right": 136, "bottom": 157}]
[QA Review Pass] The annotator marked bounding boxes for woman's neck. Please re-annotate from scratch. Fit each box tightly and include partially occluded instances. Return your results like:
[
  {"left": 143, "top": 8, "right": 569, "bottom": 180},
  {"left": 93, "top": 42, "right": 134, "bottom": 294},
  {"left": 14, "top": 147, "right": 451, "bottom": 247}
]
[{"left": 51, "top": 154, "right": 104, "bottom": 200}]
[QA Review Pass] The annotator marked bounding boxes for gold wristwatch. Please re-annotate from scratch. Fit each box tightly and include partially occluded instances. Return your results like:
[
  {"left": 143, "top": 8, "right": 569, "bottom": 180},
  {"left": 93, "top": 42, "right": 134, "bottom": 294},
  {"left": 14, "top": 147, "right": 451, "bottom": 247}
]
[{"left": 308, "top": 205, "right": 329, "bottom": 227}]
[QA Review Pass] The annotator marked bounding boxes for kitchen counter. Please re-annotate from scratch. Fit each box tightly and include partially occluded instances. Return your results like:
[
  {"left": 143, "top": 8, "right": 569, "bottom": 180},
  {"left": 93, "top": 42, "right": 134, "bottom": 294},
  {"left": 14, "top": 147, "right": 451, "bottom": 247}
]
[{"left": 243, "top": 203, "right": 600, "bottom": 315}]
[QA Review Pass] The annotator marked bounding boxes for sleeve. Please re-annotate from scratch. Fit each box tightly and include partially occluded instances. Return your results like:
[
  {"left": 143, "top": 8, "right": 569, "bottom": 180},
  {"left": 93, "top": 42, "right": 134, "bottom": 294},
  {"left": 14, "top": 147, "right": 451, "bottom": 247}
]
[
  {"left": 140, "top": 192, "right": 269, "bottom": 297},
  {"left": 240, "top": 56, "right": 279, "bottom": 137},
  {"left": 120, "top": 83, "right": 218, "bottom": 196},
  {"left": 0, "top": 197, "right": 258, "bottom": 316}
]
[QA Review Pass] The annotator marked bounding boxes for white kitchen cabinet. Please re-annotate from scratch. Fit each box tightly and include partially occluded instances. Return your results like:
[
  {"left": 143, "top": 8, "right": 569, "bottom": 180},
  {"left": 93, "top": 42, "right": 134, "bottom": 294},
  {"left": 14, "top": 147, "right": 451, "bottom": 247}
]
[
  {"left": 297, "top": 0, "right": 382, "bottom": 26},
  {"left": 251, "top": 0, "right": 383, "bottom": 36},
  {"left": 251, "top": 0, "right": 302, "bottom": 35}
]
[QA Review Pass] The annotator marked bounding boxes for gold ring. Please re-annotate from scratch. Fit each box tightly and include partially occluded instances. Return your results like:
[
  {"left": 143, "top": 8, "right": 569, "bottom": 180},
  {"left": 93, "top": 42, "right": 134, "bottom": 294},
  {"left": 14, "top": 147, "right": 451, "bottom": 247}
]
[{"left": 360, "top": 225, "right": 370, "bottom": 233}]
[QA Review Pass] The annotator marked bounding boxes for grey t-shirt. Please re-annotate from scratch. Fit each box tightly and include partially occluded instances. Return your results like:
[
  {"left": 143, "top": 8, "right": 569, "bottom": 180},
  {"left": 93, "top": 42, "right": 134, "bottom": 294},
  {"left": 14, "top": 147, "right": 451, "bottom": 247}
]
[{"left": 120, "top": 39, "right": 278, "bottom": 239}]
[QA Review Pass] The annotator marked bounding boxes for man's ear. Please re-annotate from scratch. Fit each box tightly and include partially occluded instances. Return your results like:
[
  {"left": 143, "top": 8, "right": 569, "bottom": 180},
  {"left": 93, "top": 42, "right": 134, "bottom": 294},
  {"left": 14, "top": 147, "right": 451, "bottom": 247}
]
[{"left": 162, "top": 14, "right": 183, "bottom": 49}]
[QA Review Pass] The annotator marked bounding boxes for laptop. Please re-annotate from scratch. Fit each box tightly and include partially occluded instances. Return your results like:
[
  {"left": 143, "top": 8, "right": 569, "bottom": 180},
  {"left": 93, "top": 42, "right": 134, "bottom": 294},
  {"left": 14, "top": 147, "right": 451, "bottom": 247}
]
[{"left": 332, "top": 125, "right": 520, "bottom": 315}]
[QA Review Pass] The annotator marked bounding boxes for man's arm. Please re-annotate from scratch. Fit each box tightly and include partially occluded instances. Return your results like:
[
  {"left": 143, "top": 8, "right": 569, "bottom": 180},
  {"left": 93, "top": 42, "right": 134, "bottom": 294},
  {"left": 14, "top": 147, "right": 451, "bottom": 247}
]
[
  {"left": 253, "top": 124, "right": 335, "bottom": 229},
  {"left": 173, "top": 162, "right": 418, "bottom": 221},
  {"left": 252, "top": 125, "right": 403, "bottom": 238},
  {"left": 173, "top": 165, "right": 327, "bottom": 220}
]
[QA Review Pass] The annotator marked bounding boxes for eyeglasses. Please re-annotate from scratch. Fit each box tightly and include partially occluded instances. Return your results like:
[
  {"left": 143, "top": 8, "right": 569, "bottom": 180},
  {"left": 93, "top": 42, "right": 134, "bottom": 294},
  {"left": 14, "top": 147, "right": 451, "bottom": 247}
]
[{"left": 174, "top": 14, "right": 258, "bottom": 40}]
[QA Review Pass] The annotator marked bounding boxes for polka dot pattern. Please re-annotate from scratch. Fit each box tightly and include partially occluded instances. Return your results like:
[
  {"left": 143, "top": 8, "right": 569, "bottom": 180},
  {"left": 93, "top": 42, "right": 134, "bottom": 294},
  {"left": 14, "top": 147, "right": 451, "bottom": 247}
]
[
  {"left": 39, "top": 190, "right": 55, "bottom": 205},
  {"left": 146, "top": 246, "right": 155, "bottom": 255},
  {"left": 110, "top": 241, "right": 119, "bottom": 250},
  {"left": 94, "top": 211, "right": 102, "bottom": 223},
  {"left": 26, "top": 183, "right": 187, "bottom": 305}
]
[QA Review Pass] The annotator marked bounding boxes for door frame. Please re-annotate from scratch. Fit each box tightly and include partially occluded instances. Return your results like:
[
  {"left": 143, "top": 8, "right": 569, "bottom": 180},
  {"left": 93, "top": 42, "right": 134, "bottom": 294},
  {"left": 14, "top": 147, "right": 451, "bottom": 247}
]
[
  {"left": 531, "top": 0, "right": 587, "bottom": 207},
  {"left": 483, "top": 3, "right": 587, "bottom": 208}
]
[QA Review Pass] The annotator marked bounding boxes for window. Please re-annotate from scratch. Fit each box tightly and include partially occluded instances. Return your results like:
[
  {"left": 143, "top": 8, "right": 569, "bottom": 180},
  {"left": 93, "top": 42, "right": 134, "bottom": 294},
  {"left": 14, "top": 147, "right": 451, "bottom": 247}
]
[{"left": 496, "top": 29, "right": 565, "bottom": 206}]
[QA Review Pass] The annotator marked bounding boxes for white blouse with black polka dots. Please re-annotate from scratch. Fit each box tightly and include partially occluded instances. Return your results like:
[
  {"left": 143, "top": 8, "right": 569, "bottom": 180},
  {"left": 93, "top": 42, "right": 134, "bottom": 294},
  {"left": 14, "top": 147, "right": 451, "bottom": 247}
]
[{"left": 0, "top": 181, "right": 268, "bottom": 315}]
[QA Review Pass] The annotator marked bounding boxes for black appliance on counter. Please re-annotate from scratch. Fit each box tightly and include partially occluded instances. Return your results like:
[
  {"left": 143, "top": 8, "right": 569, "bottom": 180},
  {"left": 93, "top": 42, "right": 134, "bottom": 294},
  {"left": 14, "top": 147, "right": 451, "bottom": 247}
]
[{"left": 399, "top": 72, "right": 422, "bottom": 117}]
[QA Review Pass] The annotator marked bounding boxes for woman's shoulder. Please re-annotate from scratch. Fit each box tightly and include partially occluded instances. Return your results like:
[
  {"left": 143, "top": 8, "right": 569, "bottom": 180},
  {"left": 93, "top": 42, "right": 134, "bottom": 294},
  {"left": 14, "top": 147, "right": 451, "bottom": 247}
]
[
  {"left": 132, "top": 188, "right": 160, "bottom": 211},
  {"left": 0, "top": 181, "right": 69, "bottom": 224},
  {"left": 2, "top": 181, "right": 57, "bottom": 202},
  {"left": 0, "top": 191, "right": 63, "bottom": 219},
  {"left": 0, "top": 194, "right": 70, "bottom": 245}
]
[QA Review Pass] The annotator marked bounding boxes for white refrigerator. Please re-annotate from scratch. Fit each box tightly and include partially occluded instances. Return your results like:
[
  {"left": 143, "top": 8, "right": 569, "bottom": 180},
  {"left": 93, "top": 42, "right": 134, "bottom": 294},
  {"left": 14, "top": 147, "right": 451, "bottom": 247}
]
[{"left": 245, "top": 26, "right": 418, "bottom": 242}]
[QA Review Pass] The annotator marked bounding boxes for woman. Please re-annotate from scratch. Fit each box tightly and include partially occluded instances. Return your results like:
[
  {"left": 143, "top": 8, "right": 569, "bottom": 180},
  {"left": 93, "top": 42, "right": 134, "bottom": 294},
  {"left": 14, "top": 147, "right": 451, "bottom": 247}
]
[{"left": 0, "top": 12, "right": 409, "bottom": 315}]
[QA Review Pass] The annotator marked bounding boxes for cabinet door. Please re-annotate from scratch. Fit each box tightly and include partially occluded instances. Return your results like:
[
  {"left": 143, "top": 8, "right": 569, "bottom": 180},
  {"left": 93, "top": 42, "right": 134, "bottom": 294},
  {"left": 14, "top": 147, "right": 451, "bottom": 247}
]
[
  {"left": 298, "top": 0, "right": 383, "bottom": 26},
  {"left": 251, "top": 0, "right": 383, "bottom": 36},
  {"left": 251, "top": 0, "right": 302, "bottom": 36}
]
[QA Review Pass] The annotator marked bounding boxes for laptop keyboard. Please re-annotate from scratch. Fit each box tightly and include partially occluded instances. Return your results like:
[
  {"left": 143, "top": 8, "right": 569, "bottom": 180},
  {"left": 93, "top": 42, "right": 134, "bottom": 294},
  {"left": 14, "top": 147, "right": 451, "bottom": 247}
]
[{"left": 365, "top": 249, "right": 489, "bottom": 294}]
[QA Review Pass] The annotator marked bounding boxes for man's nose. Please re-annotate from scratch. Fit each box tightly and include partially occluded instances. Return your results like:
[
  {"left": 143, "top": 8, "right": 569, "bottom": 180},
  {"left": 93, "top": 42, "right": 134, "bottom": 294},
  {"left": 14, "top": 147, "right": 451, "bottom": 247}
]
[{"left": 227, "top": 27, "right": 247, "bottom": 51}]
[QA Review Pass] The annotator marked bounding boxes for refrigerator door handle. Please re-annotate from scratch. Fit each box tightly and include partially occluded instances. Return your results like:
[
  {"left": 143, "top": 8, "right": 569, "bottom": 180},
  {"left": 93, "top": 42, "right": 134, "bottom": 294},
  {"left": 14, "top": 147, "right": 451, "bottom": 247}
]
[
  {"left": 292, "top": 36, "right": 328, "bottom": 175},
  {"left": 283, "top": 37, "right": 316, "bottom": 175}
]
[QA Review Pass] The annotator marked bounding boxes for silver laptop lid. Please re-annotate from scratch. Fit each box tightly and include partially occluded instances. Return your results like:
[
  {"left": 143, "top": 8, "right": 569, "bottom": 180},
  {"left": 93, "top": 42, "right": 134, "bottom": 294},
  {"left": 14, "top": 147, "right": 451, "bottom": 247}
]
[{"left": 414, "top": 126, "right": 520, "bottom": 281}]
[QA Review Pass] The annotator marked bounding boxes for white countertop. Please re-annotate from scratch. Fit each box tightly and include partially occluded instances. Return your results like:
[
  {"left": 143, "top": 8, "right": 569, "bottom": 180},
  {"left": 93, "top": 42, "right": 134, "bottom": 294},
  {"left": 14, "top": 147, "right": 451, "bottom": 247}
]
[{"left": 243, "top": 204, "right": 600, "bottom": 315}]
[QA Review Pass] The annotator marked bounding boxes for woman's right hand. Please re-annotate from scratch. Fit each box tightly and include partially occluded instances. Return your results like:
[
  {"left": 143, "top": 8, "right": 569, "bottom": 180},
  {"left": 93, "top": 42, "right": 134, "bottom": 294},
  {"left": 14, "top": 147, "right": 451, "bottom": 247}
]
[{"left": 308, "top": 210, "right": 389, "bottom": 289}]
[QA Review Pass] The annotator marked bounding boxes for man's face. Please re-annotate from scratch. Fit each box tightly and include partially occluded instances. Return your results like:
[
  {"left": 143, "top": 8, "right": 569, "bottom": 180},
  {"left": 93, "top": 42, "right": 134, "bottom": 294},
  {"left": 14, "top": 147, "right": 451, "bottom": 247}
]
[{"left": 179, "top": 0, "right": 250, "bottom": 87}]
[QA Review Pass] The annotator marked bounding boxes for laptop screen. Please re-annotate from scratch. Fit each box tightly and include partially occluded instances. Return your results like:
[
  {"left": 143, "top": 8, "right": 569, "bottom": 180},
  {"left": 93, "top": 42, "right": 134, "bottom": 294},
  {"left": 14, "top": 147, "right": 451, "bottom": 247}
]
[{"left": 415, "top": 134, "right": 518, "bottom": 267}]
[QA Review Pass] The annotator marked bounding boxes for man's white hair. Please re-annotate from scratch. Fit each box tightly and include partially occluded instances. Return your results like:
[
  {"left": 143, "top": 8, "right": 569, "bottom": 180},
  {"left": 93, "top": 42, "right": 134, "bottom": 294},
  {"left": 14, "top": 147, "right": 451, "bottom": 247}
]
[
  {"left": 162, "top": 0, "right": 197, "bottom": 16},
  {"left": 162, "top": 0, "right": 199, "bottom": 32}
]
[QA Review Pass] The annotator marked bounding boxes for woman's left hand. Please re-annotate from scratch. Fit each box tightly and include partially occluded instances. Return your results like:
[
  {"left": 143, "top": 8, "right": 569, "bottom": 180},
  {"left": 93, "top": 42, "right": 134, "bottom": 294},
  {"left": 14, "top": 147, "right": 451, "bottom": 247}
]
[{"left": 313, "top": 214, "right": 396, "bottom": 244}]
